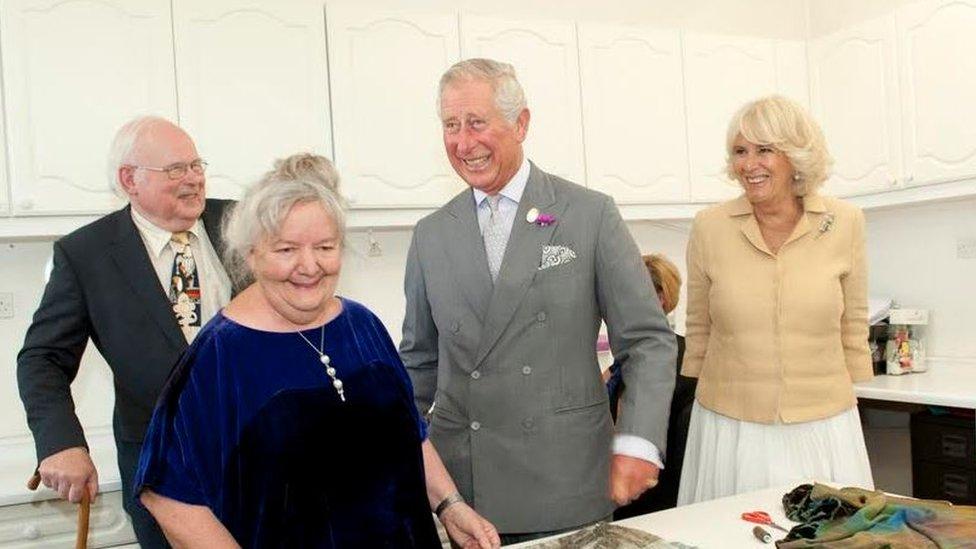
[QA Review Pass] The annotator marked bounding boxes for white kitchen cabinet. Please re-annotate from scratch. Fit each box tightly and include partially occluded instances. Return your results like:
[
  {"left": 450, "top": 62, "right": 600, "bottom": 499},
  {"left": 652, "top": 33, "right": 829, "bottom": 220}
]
[
  {"left": 0, "top": 0, "right": 176, "bottom": 215},
  {"left": 809, "top": 14, "right": 902, "bottom": 197},
  {"left": 897, "top": 0, "right": 976, "bottom": 188},
  {"left": 0, "top": 108, "right": 8, "bottom": 215},
  {"left": 326, "top": 5, "right": 462, "bottom": 208},
  {"left": 0, "top": 490, "right": 134, "bottom": 548},
  {"left": 683, "top": 33, "right": 781, "bottom": 202},
  {"left": 577, "top": 24, "right": 689, "bottom": 204},
  {"left": 460, "top": 15, "right": 586, "bottom": 185},
  {"left": 773, "top": 40, "right": 810, "bottom": 109},
  {"left": 173, "top": 0, "right": 333, "bottom": 200}
]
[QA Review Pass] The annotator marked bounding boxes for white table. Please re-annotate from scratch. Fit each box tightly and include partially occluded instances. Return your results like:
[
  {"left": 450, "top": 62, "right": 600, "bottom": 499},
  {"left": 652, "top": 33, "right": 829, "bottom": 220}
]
[
  {"left": 854, "top": 359, "right": 976, "bottom": 409},
  {"left": 617, "top": 485, "right": 798, "bottom": 547},
  {"left": 854, "top": 359, "right": 976, "bottom": 466},
  {"left": 511, "top": 484, "right": 801, "bottom": 548}
]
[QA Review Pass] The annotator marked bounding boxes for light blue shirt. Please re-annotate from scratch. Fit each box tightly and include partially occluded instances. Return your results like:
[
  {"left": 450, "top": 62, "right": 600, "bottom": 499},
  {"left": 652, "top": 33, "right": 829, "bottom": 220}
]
[{"left": 472, "top": 156, "right": 530, "bottom": 239}]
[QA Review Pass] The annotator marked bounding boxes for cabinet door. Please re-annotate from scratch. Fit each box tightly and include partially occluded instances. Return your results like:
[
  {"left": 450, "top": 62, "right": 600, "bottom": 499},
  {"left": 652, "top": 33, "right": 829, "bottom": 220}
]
[
  {"left": 0, "top": 108, "right": 8, "bottom": 215},
  {"left": 173, "top": 0, "right": 332, "bottom": 200},
  {"left": 327, "top": 5, "right": 461, "bottom": 208},
  {"left": 578, "top": 24, "right": 688, "bottom": 204},
  {"left": 0, "top": 0, "right": 176, "bottom": 215},
  {"left": 809, "top": 15, "right": 902, "bottom": 197},
  {"left": 898, "top": 0, "right": 976, "bottom": 186},
  {"left": 461, "top": 15, "right": 585, "bottom": 185},
  {"left": 683, "top": 34, "right": 779, "bottom": 202},
  {"left": 774, "top": 40, "right": 810, "bottom": 108}
]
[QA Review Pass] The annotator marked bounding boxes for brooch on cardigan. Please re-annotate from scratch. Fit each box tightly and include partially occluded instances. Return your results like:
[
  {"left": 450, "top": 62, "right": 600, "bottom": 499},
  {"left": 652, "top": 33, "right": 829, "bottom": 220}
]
[{"left": 817, "top": 213, "right": 835, "bottom": 237}]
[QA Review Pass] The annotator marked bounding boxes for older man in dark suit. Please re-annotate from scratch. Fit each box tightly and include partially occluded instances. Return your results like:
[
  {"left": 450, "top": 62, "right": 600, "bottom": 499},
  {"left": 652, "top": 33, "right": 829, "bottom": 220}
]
[
  {"left": 17, "top": 116, "right": 232, "bottom": 548},
  {"left": 401, "top": 58, "right": 676, "bottom": 545}
]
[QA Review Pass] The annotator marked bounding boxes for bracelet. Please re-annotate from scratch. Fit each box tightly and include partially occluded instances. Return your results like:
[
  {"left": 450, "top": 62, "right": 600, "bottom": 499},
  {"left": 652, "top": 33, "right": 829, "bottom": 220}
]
[{"left": 434, "top": 492, "right": 465, "bottom": 516}]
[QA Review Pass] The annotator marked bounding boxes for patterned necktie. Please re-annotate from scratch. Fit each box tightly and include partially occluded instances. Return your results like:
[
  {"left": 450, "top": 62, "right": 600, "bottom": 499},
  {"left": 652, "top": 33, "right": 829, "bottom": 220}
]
[
  {"left": 483, "top": 195, "right": 508, "bottom": 282},
  {"left": 169, "top": 231, "right": 201, "bottom": 338}
]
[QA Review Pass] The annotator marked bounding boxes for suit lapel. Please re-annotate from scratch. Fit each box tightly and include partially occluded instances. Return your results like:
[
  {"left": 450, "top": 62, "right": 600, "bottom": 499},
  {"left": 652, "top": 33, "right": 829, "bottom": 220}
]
[
  {"left": 108, "top": 206, "right": 186, "bottom": 350},
  {"left": 475, "top": 164, "right": 564, "bottom": 367},
  {"left": 200, "top": 199, "right": 228, "bottom": 261},
  {"left": 446, "top": 190, "right": 493, "bottom": 320}
]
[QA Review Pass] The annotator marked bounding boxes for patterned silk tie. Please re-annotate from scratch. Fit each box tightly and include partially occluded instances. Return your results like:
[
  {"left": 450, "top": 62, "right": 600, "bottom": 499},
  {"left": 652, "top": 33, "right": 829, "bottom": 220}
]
[
  {"left": 483, "top": 195, "right": 508, "bottom": 282},
  {"left": 169, "top": 231, "right": 201, "bottom": 338}
]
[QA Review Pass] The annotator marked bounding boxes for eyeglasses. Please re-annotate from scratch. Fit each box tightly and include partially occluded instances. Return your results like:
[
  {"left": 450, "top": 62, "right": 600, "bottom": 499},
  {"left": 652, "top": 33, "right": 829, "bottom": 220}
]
[{"left": 129, "top": 159, "right": 208, "bottom": 180}]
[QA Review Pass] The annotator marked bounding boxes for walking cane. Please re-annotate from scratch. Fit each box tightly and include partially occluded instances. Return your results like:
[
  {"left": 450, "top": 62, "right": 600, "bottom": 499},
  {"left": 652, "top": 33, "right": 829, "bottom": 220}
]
[{"left": 27, "top": 471, "right": 91, "bottom": 549}]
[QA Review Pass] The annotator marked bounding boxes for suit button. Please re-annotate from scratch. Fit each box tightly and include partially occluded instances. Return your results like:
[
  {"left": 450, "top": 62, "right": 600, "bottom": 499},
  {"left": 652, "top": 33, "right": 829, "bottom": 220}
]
[
  {"left": 471, "top": 370, "right": 481, "bottom": 380},
  {"left": 537, "top": 312, "right": 547, "bottom": 322},
  {"left": 470, "top": 421, "right": 481, "bottom": 431},
  {"left": 522, "top": 366, "right": 532, "bottom": 375},
  {"left": 522, "top": 418, "right": 535, "bottom": 429},
  {"left": 451, "top": 321, "right": 460, "bottom": 333}
]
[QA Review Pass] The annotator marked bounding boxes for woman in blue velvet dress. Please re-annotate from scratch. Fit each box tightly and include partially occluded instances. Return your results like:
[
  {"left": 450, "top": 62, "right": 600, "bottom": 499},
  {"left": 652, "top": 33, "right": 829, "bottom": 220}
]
[{"left": 134, "top": 155, "right": 500, "bottom": 548}]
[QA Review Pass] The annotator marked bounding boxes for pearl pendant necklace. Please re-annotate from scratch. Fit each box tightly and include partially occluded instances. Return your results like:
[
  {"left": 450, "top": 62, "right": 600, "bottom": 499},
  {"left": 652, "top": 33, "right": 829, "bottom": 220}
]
[{"left": 296, "top": 326, "right": 346, "bottom": 402}]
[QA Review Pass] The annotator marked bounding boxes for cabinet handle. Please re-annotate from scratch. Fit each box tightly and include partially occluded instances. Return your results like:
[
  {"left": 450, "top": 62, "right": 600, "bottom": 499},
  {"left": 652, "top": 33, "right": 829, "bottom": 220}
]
[
  {"left": 905, "top": 175, "right": 915, "bottom": 184},
  {"left": 19, "top": 199, "right": 34, "bottom": 210},
  {"left": 941, "top": 434, "right": 967, "bottom": 458},
  {"left": 942, "top": 472, "right": 971, "bottom": 499}
]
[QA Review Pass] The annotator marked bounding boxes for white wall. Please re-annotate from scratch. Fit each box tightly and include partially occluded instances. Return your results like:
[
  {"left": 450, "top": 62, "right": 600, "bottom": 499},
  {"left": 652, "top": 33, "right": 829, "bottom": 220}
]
[{"left": 865, "top": 196, "right": 976, "bottom": 359}]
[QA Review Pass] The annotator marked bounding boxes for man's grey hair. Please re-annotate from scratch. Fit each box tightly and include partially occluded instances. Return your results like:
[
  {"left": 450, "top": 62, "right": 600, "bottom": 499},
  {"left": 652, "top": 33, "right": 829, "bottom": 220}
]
[
  {"left": 222, "top": 155, "right": 346, "bottom": 290},
  {"left": 106, "top": 115, "right": 174, "bottom": 198},
  {"left": 437, "top": 58, "right": 527, "bottom": 123}
]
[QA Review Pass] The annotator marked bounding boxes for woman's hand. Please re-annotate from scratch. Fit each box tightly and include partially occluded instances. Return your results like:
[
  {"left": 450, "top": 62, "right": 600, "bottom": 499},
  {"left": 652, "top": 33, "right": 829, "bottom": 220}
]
[{"left": 439, "top": 502, "right": 500, "bottom": 549}]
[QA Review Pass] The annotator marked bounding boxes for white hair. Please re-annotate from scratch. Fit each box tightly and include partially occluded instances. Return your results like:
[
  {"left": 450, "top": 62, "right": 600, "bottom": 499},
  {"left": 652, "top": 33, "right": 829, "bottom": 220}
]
[
  {"left": 725, "top": 95, "right": 833, "bottom": 196},
  {"left": 437, "top": 58, "right": 527, "bottom": 123},
  {"left": 222, "top": 156, "right": 346, "bottom": 289},
  {"left": 105, "top": 115, "right": 175, "bottom": 197}
]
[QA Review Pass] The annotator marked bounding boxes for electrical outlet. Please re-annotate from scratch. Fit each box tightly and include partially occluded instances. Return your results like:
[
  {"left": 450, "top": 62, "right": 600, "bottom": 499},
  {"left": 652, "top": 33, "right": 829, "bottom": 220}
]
[
  {"left": 958, "top": 237, "right": 976, "bottom": 260},
  {"left": 0, "top": 292, "right": 13, "bottom": 319}
]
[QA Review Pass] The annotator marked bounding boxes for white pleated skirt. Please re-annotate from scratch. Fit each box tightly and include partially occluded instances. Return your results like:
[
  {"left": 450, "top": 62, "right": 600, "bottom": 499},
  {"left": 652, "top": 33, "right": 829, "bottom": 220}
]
[{"left": 677, "top": 401, "right": 875, "bottom": 506}]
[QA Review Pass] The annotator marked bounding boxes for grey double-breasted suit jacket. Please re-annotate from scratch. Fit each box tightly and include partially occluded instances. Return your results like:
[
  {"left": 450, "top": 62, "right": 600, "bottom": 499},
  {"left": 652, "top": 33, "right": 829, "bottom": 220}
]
[{"left": 401, "top": 163, "right": 676, "bottom": 533}]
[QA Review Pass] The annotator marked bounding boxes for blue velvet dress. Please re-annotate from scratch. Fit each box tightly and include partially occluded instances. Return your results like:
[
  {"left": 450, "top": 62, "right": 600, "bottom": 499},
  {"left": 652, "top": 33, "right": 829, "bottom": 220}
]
[{"left": 133, "top": 297, "right": 440, "bottom": 548}]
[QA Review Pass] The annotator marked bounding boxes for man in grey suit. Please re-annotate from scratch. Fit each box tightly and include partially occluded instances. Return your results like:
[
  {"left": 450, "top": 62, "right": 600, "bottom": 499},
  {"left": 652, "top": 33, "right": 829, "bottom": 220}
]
[{"left": 401, "top": 58, "right": 677, "bottom": 544}]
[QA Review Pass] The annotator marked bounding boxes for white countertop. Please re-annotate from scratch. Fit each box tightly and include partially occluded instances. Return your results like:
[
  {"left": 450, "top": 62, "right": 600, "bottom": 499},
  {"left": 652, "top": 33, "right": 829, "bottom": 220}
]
[
  {"left": 854, "top": 359, "right": 976, "bottom": 409},
  {"left": 512, "top": 484, "right": 802, "bottom": 548}
]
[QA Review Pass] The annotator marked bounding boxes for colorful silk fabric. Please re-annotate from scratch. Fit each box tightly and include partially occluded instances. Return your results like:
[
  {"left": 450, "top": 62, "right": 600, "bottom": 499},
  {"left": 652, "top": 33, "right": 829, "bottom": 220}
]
[{"left": 778, "top": 483, "right": 976, "bottom": 548}]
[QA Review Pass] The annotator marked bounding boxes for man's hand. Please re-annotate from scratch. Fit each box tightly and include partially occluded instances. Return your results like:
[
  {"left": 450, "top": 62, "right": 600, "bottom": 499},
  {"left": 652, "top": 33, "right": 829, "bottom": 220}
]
[
  {"left": 610, "top": 454, "right": 659, "bottom": 506},
  {"left": 439, "top": 502, "right": 501, "bottom": 549},
  {"left": 38, "top": 446, "right": 98, "bottom": 503}
]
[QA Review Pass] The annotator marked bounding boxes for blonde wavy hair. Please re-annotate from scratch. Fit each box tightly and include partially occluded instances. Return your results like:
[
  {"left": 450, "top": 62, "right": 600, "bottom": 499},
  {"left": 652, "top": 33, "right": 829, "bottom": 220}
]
[
  {"left": 725, "top": 95, "right": 833, "bottom": 196},
  {"left": 642, "top": 254, "right": 681, "bottom": 314}
]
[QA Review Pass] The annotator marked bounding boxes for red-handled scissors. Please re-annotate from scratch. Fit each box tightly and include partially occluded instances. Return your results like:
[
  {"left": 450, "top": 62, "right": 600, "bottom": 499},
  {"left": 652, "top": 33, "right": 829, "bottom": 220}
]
[{"left": 741, "top": 511, "right": 789, "bottom": 533}]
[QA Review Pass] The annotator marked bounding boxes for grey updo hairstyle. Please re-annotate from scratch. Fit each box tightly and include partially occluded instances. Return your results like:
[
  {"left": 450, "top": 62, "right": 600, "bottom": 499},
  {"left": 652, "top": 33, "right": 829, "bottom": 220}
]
[{"left": 222, "top": 153, "right": 345, "bottom": 289}]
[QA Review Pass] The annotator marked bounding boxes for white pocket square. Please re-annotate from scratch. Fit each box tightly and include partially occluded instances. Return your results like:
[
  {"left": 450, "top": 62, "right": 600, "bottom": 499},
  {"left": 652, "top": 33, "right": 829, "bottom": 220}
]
[{"left": 539, "top": 245, "right": 577, "bottom": 271}]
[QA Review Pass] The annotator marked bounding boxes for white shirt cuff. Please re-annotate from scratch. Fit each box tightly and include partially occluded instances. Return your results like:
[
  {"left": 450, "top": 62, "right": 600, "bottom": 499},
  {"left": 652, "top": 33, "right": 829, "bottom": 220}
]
[{"left": 613, "top": 434, "right": 664, "bottom": 469}]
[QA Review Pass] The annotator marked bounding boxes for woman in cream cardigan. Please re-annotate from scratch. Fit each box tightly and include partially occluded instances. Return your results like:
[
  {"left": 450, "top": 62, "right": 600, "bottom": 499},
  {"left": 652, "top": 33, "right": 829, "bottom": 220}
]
[{"left": 677, "top": 95, "right": 875, "bottom": 505}]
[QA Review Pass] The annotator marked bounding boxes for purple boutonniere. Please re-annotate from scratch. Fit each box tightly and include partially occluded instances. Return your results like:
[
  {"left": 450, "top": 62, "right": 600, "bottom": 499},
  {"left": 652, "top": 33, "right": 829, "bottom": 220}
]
[{"left": 526, "top": 207, "right": 557, "bottom": 226}]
